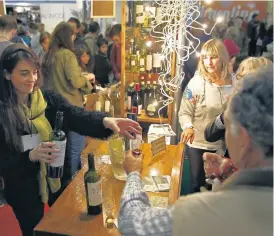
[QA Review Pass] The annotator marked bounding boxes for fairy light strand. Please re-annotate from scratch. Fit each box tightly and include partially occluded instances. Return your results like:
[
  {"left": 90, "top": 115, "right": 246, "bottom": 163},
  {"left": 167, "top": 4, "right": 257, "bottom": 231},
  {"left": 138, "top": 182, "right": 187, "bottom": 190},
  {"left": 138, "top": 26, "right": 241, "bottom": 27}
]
[{"left": 148, "top": 0, "right": 222, "bottom": 121}]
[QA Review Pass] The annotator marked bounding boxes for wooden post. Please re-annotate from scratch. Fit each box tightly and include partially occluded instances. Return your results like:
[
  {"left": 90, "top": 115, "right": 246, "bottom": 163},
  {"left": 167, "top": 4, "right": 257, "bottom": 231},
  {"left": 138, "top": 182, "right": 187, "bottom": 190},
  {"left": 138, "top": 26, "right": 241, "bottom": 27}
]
[
  {"left": 0, "top": 0, "right": 6, "bottom": 16},
  {"left": 120, "top": 0, "right": 126, "bottom": 118}
]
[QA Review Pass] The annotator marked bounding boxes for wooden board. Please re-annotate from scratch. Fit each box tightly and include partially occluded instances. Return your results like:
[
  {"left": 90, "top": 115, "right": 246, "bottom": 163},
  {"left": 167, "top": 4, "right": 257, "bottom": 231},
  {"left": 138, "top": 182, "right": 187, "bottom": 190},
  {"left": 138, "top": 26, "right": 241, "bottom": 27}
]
[{"left": 91, "top": 0, "right": 116, "bottom": 18}]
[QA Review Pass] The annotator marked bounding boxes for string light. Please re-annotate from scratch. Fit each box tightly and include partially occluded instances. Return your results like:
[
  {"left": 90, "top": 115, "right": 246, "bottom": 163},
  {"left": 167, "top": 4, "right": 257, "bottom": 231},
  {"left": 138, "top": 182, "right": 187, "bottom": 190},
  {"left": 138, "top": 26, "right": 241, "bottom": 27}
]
[{"left": 148, "top": 0, "right": 222, "bottom": 121}]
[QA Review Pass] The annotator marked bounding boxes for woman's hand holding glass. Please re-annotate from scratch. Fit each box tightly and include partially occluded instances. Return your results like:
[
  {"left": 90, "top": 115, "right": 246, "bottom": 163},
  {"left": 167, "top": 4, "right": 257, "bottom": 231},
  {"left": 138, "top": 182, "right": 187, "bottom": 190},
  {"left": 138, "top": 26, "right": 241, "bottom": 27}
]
[
  {"left": 29, "top": 142, "right": 59, "bottom": 163},
  {"left": 181, "top": 128, "right": 195, "bottom": 144}
]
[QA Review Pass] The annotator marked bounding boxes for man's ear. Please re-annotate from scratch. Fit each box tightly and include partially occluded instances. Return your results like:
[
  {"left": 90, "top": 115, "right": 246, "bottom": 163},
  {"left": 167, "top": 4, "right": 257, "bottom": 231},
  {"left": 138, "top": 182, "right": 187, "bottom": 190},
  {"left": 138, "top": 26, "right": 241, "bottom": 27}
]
[
  {"left": 238, "top": 126, "right": 252, "bottom": 164},
  {"left": 3, "top": 69, "right": 11, "bottom": 80},
  {"left": 10, "top": 29, "right": 17, "bottom": 39}
]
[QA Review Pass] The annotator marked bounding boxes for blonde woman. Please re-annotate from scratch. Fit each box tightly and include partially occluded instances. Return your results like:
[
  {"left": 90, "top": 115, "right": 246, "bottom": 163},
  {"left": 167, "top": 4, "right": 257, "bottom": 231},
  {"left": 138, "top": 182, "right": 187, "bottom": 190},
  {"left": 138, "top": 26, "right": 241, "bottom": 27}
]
[
  {"left": 179, "top": 39, "right": 234, "bottom": 193},
  {"left": 204, "top": 56, "right": 273, "bottom": 157}
]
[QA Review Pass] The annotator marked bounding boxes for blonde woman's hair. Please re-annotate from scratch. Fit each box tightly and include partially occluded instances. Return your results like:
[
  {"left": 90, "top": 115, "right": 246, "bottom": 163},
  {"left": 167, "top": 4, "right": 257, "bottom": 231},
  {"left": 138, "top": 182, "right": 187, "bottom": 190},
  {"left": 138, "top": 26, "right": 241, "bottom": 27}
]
[
  {"left": 236, "top": 57, "right": 273, "bottom": 81},
  {"left": 197, "top": 38, "right": 230, "bottom": 82},
  {"left": 224, "top": 26, "right": 240, "bottom": 42}
]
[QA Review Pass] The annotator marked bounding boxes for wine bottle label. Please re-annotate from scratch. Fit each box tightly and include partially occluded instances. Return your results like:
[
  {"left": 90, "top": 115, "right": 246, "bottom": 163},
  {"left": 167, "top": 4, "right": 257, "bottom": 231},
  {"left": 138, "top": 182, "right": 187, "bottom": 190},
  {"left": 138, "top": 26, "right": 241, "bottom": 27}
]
[
  {"left": 50, "top": 140, "right": 67, "bottom": 167},
  {"left": 140, "top": 58, "right": 145, "bottom": 66},
  {"left": 95, "top": 101, "right": 101, "bottom": 111},
  {"left": 146, "top": 55, "right": 152, "bottom": 71},
  {"left": 153, "top": 53, "right": 161, "bottom": 68},
  {"left": 87, "top": 180, "right": 102, "bottom": 206},
  {"left": 138, "top": 105, "right": 142, "bottom": 115},
  {"left": 127, "top": 96, "right": 132, "bottom": 109},
  {"left": 132, "top": 106, "right": 137, "bottom": 114},
  {"left": 105, "top": 100, "right": 110, "bottom": 112},
  {"left": 147, "top": 104, "right": 156, "bottom": 112},
  {"left": 136, "top": 5, "right": 144, "bottom": 23},
  {"left": 131, "top": 60, "right": 136, "bottom": 66}
]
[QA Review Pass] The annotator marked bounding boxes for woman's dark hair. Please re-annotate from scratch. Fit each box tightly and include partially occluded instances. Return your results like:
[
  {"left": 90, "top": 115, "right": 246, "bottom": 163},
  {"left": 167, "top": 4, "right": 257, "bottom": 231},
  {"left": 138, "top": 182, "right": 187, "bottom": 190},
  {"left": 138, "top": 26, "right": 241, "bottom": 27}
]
[
  {"left": 42, "top": 22, "right": 74, "bottom": 80},
  {"left": 0, "top": 44, "right": 42, "bottom": 152},
  {"left": 109, "top": 24, "right": 121, "bottom": 38},
  {"left": 39, "top": 32, "right": 51, "bottom": 44},
  {"left": 96, "top": 35, "right": 108, "bottom": 48},
  {"left": 75, "top": 44, "right": 92, "bottom": 72}
]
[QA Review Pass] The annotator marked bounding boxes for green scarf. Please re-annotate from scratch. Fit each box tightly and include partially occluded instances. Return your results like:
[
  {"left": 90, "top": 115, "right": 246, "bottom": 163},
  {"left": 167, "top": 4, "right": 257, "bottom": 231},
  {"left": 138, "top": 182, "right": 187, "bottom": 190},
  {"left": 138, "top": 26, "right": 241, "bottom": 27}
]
[{"left": 21, "top": 89, "right": 61, "bottom": 203}]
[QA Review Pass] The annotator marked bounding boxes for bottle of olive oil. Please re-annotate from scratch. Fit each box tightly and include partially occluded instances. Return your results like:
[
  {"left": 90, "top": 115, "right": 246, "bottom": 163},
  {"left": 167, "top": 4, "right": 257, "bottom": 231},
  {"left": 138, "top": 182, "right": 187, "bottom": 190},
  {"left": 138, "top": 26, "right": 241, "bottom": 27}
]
[{"left": 84, "top": 153, "right": 102, "bottom": 215}]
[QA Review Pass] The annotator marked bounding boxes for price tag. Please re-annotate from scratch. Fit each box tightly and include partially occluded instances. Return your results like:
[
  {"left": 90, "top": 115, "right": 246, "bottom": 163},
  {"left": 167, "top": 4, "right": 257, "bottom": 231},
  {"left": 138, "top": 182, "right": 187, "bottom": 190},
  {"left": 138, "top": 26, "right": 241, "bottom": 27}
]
[{"left": 151, "top": 136, "right": 166, "bottom": 156}]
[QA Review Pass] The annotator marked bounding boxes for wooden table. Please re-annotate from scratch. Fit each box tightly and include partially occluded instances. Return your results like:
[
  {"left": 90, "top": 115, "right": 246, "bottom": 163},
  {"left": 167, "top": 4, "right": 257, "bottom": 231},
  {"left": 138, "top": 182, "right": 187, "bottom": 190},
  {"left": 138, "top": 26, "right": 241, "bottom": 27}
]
[{"left": 34, "top": 139, "right": 184, "bottom": 236}]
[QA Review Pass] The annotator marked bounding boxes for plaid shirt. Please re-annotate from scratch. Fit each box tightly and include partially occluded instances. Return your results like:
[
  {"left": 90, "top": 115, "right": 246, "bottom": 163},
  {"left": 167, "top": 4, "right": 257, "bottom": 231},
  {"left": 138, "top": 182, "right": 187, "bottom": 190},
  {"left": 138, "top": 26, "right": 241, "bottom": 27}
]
[{"left": 118, "top": 172, "right": 172, "bottom": 236}]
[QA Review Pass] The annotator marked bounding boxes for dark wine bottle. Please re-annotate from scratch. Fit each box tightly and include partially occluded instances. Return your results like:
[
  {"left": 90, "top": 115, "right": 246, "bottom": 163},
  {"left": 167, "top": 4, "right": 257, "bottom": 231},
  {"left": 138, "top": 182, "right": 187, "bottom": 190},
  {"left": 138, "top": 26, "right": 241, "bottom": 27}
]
[
  {"left": 84, "top": 153, "right": 102, "bottom": 215},
  {"left": 132, "top": 83, "right": 142, "bottom": 116},
  {"left": 47, "top": 111, "right": 67, "bottom": 178},
  {"left": 127, "top": 0, "right": 135, "bottom": 27}
]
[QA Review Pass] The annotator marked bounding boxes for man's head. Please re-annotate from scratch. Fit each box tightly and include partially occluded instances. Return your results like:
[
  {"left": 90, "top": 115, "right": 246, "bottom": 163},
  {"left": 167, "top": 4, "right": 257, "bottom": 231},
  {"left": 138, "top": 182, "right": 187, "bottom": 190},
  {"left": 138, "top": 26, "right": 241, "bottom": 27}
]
[
  {"left": 234, "top": 16, "right": 243, "bottom": 29},
  {"left": 39, "top": 23, "right": 45, "bottom": 33},
  {"left": 68, "top": 17, "right": 81, "bottom": 35},
  {"left": 0, "top": 15, "right": 17, "bottom": 40},
  {"left": 109, "top": 24, "right": 121, "bottom": 46},
  {"left": 252, "top": 13, "right": 258, "bottom": 21},
  {"left": 88, "top": 22, "right": 99, "bottom": 35},
  {"left": 225, "top": 66, "right": 273, "bottom": 169}
]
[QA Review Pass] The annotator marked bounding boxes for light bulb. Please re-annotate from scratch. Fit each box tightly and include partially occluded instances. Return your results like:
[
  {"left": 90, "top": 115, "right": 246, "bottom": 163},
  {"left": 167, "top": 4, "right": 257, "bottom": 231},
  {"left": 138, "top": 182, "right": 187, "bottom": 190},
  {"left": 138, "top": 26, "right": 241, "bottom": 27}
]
[
  {"left": 203, "top": 24, "right": 207, "bottom": 29},
  {"left": 216, "top": 16, "right": 223, "bottom": 23},
  {"left": 146, "top": 41, "right": 152, "bottom": 47},
  {"left": 204, "top": 0, "right": 213, "bottom": 4},
  {"left": 196, "top": 52, "right": 201, "bottom": 57}
]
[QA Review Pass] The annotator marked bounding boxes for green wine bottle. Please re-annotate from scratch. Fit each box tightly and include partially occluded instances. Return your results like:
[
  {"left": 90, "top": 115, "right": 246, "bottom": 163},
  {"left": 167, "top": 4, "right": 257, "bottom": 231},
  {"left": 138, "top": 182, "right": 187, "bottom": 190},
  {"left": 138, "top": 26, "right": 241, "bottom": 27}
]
[
  {"left": 47, "top": 111, "right": 67, "bottom": 178},
  {"left": 84, "top": 153, "right": 102, "bottom": 215}
]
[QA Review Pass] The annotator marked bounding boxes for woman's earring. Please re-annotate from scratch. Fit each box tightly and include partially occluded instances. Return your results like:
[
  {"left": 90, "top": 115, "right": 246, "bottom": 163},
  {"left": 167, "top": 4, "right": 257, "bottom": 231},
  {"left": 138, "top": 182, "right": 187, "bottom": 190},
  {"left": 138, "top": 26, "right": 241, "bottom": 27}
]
[{"left": 3, "top": 70, "right": 11, "bottom": 80}]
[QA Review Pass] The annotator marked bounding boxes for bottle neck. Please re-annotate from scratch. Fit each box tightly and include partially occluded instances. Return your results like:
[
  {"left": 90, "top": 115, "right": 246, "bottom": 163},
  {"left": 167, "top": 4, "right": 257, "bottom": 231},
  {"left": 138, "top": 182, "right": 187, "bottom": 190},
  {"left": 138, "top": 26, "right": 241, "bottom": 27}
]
[
  {"left": 88, "top": 155, "right": 96, "bottom": 171},
  {"left": 54, "top": 115, "right": 63, "bottom": 131}
]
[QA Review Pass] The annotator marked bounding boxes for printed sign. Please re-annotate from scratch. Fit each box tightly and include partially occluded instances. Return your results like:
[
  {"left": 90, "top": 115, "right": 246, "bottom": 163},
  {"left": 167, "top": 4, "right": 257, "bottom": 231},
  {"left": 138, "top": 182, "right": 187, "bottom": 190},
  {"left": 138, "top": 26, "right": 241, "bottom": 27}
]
[{"left": 151, "top": 136, "right": 166, "bottom": 157}]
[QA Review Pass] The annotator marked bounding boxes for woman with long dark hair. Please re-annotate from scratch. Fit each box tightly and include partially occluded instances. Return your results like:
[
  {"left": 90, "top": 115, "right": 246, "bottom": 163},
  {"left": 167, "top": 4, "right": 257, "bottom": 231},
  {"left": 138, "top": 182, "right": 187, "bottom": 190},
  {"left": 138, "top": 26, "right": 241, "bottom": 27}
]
[
  {"left": 0, "top": 43, "right": 141, "bottom": 236},
  {"left": 42, "top": 22, "right": 96, "bottom": 186}
]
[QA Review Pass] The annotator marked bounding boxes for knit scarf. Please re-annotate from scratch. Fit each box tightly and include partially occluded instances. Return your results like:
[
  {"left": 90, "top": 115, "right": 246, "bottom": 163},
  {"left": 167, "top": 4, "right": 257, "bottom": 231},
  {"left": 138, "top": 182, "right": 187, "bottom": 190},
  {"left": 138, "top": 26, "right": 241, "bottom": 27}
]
[{"left": 21, "top": 89, "right": 61, "bottom": 203}]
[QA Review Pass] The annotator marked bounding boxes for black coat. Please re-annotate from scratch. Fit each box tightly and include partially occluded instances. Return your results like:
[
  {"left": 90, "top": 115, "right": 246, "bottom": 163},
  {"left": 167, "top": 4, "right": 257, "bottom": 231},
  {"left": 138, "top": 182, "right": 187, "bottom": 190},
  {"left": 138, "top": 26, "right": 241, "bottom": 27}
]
[
  {"left": 0, "top": 89, "right": 113, "bottom": 208},
  {"left": 94, "top": 52, "right": 112, "bottom": 87}
]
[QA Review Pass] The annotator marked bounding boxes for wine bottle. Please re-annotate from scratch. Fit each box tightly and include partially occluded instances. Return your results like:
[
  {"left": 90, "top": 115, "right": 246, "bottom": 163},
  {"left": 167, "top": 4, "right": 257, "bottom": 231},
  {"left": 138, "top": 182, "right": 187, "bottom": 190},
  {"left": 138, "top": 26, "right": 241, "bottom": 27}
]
[
  {"left": 95, "top": 96, "right": 101, "bottom": 111},
  {"left": 84, "top": 153, "right": 102, "bottom": 215},
  {"left": 130, "top": 43, "right": 139, "bottom": 73},
  {"left": 104, "top": 94, "right": 111, "bottom": 113},
  {"left": 135, "top": 0, "right": 144, "bottom": 27},
  {"left": 153, "top": 45, "right": 161, "bottom": 73},
  {"left": 140, "top": 79, "right": 146, "bottom": 108},
  {"left": 47, "top": 111, "right": 67, "bottom": 178},
  {"left": 139, "top": 47, "right": 146, "bottom": 73},
  {"left": 146, "top": 47, "right": 153, "bottom": 73},
  {"left": 132, "top": 83, "right": 142, "bottom": 116},
  {"left": 144, "top": 78, "right": 152, "bottom": 110},
  {"left": 127, "top": 82, "right": 135, "bottom": 111},
  {"left": 146, "top": 81, "right": 159, "bottom": 117}
]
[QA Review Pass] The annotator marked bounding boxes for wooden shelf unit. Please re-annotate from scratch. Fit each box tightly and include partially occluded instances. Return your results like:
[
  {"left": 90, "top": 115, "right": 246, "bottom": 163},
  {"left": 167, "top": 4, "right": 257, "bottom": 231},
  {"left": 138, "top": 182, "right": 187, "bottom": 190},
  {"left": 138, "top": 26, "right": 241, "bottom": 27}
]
[{"left": 120, "top": 0, "right": 177, "bottom": 124}]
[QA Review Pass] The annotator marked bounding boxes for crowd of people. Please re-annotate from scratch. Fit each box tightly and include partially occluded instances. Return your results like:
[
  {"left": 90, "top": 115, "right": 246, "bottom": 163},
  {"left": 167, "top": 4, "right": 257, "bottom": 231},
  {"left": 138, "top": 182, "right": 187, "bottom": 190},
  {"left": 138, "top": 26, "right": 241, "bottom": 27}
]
[
  {"left": 0, "top": 11, "right": 272, "bottom": 236},
  {"left": 0, "top": 14, "right": 136, "bottom": 236}
]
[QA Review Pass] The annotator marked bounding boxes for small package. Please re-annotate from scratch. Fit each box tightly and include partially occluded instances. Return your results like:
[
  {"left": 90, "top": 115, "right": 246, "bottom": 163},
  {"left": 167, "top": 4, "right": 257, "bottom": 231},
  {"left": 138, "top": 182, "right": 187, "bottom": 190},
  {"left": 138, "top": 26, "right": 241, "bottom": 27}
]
[
  {"left": 142, "top": 175, "right": 171, "bottom": 192},
  {"left": 147, "top": 124, "right": 176, "bottom": 145}
]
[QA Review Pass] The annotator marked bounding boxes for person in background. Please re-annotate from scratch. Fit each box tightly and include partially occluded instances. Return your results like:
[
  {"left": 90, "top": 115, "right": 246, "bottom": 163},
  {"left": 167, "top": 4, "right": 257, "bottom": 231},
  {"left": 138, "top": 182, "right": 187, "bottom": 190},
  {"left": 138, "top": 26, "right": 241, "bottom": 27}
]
[
  {"left": 78, "top": 23, "right": 86, "bottom": 39},
  {"left": 204, "top": 57, "right": 273, "bottom": 157},
  {"left": 0, "top": 15, "right": 16, "bottom": 54},
  {"left": 94, "top": 35, "right": 114, "bottom": 87},
  {"left": 179, "top": 39, "right": 234, "bottom": 193},
  {"left": 16, "top": 24, "right": 31, "bottom": 47},
  {"left": 109, "top": 24, "right": 121, "bottom": 81},
  {"left": 0, "top": 43, "right": 142, "bottom": 236},
  {"left": 247, "top": 13, "right": 259, "bottom": 56},
  {"left": 38, "top": 32, "right": 51, "bottom": 63},
  {"left": 84, "top": 22, "right": 99, "bottom": 58},
  {"left": 42, "top": 22, "right": 96, "bottom": 190},
  {"left": 75, "top": 44, "right": 94, "bottom": 73},
  {"left": 30, "top": 22, "right": 42, "bottom": 55},
  {"left": 39, "top": 23, "right": 45, "bottom": 34},
  {"left": 233, "top": 16, "right": 246, "bottom": 52},
  {"left": 67, "top": 17, "right": 86, "bottom": 47},
  {"left": 105, "top": 25, "right": 113, "bottom": 60},
  {"left": 118, "top": 66, "right": 273, "bottom": 236},
  {"left": 81, "top": 22, "right": 89, "bottom": 36},
  {"left": 223, "top": 28, "right": 240, "bottom": 74}
]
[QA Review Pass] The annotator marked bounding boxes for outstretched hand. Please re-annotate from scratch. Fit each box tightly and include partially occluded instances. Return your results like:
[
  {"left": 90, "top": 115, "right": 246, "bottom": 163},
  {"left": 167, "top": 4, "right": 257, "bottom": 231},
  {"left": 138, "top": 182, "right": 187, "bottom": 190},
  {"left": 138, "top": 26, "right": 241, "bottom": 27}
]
[{"left": 103, "top": 117, "right": 142, "bottom": 139}]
